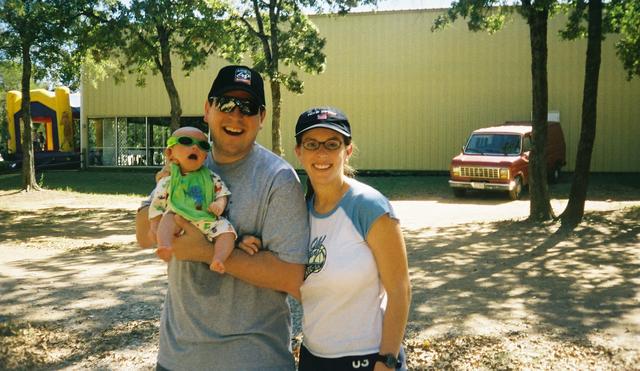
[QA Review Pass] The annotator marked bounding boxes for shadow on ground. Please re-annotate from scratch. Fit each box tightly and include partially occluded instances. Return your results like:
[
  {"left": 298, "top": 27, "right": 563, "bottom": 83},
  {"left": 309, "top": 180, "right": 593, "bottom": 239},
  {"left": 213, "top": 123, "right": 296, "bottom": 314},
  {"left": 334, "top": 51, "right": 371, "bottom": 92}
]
[
  {"left": 0, "top": 241, "right": 166, "bottom": 370},
  {"left": 0, "top": 204, "right": 165, "bottom": 369},
  {"left": 405, "top": 207, "right": 640, "bottom": 341},
  {"left": 0, "top": 207, "right": 136, "bottom": 243}
]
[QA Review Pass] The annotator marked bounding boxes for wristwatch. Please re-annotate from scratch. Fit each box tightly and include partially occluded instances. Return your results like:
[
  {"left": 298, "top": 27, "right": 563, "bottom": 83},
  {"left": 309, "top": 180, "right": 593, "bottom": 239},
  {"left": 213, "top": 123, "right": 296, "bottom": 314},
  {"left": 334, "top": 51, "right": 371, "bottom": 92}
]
[{"left": 375, "top": 353, "right": 400, "bottom": 369}]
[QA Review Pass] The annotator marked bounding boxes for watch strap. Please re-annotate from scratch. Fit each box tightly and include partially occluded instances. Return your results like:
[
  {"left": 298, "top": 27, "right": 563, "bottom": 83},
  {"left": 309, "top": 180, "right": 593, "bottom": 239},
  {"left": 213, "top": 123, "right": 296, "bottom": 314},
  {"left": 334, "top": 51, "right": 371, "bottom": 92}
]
[{"left": 375, "top": 353, "right": 399, "bottom": 368}]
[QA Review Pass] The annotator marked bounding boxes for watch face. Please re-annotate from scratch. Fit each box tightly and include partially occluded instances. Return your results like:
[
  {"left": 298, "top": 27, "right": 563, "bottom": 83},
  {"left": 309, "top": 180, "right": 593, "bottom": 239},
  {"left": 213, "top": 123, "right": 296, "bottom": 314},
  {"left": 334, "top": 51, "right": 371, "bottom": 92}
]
[{"left": 385, "top": 355, "right": 396, "bottom": 368}]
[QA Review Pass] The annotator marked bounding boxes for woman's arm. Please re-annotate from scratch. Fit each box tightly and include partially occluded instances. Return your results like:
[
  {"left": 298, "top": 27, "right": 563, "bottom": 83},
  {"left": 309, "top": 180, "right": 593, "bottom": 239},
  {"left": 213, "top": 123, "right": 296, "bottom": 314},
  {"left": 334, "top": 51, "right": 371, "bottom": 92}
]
[{"left": 367, "top": 214, "right": 412, "bottom": 369}]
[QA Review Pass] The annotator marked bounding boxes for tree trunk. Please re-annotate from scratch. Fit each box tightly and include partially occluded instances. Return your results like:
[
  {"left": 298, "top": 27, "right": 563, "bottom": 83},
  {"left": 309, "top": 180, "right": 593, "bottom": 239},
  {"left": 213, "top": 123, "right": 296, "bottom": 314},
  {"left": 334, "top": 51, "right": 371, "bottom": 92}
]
[
  {"left": 561, "top": 0, "right": 602, "bottom": 228},
  {"left": 20, "top": 44, "right": 40, "bottom": 191},
  {"left": 268, "top": 0, "right": 284, "bottom": 157},
  {"left": 158, "top": 29, "right": 181, "bottom": 132},
  {"left": 270, "top": 80, "right": 283, "bottom": 157},
  {"left": 526, "top": 4, "right": 553, "bottom": 221}
]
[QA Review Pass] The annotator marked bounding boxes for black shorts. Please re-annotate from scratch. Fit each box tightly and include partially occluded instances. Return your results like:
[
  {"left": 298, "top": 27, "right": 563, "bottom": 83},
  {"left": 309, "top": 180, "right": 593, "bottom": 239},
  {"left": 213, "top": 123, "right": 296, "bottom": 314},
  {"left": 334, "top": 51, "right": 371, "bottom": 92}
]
[{"left": 299, "top": 344, "right": 406, "bottom": 371}]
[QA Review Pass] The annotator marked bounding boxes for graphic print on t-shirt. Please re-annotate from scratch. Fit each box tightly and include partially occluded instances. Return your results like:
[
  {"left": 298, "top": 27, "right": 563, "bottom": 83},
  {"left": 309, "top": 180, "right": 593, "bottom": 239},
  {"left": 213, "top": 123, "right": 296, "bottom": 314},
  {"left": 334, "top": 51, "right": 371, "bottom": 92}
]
[{"left": 304, "top": 235, "right": 327, "bottom": 279}]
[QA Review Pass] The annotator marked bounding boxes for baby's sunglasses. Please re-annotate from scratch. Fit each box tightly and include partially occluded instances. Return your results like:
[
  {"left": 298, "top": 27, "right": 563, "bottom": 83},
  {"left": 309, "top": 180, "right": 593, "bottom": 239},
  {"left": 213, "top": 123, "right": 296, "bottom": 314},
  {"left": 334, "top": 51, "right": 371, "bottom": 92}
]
[
  {"left": 301, "top": 139, "right": 343, "bottom": 151},
  {"left": 167, "top": 136, "right": 212, "bottom": 151},
  {"left": 212, "top": 96, "right": 263, "bottom": 116}
]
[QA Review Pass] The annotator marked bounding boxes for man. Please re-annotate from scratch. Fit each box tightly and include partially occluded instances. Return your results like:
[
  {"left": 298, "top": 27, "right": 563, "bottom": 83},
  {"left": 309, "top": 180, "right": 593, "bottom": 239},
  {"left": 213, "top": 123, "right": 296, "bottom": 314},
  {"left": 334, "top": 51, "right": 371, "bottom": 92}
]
[{"left": 136, "top": 65, "right": 309, "bottom": 370}]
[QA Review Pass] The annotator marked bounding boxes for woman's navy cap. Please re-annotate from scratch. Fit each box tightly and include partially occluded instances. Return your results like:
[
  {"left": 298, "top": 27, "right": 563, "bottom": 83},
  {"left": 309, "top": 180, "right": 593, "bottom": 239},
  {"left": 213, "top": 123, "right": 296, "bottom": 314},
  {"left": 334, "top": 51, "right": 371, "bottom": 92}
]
[{"left": 295, "top": 107, "right": 351, "bottom": 138}]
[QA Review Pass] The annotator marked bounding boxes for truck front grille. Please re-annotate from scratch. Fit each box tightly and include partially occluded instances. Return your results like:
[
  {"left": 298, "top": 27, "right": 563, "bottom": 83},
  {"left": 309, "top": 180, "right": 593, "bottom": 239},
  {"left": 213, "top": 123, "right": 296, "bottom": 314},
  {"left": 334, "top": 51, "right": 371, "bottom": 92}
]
[{"left": 460, "top": 167, "right": 500, "bottom": 179}]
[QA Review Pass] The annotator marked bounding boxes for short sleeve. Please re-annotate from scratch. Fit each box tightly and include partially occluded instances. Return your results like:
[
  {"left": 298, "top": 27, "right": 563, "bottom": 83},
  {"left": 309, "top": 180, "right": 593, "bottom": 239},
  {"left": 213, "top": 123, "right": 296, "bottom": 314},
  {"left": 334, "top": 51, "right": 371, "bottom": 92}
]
[
  {"left": 259, "top": 171, "right": 310, "bottom": 264},
  {"left": 345, "top": 185, "right": 397, "bottom": 240},
  {"left": 148, "top": 177, "right": 171, "bottom": 219},
  {"left": 210, "top": 171, "right": 231, "bottom": 199}
]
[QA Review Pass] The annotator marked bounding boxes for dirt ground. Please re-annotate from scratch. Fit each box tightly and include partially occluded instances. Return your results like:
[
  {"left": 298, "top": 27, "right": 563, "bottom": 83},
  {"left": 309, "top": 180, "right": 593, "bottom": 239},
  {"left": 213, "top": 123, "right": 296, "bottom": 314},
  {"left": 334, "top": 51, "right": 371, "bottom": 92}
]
[{"left": 0, "top": 188, "right": 639, "bottom": 370}]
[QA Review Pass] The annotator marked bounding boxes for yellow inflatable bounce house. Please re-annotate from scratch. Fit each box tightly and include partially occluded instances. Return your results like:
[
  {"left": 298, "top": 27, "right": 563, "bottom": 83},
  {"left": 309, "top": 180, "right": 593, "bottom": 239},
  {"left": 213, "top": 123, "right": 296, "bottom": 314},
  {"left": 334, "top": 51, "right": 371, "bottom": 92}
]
[{"left": 5, "top": 86, "right": 80, "bottom": 169}]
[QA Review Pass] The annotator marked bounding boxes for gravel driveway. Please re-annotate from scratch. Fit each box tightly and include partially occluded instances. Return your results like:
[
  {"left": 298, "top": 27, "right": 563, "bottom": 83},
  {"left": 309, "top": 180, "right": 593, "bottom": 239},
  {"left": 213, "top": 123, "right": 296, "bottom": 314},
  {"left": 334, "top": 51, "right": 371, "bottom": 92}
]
[{"left": 1, "top": 189, "right": 639, "bottom": 370}]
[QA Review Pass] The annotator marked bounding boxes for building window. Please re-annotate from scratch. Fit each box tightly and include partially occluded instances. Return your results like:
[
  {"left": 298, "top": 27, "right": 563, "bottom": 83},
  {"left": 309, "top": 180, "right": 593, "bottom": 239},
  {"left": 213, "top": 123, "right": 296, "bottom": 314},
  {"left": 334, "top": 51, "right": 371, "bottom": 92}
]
[
  {"left": 148, "top": 117, "right": 171, "bottom": 166},
  {"left": 88, "top": 118, "right": 116, "bottom": 166},
  {"left": 87, "top": 116, "right": 205, "bottom": 167}
]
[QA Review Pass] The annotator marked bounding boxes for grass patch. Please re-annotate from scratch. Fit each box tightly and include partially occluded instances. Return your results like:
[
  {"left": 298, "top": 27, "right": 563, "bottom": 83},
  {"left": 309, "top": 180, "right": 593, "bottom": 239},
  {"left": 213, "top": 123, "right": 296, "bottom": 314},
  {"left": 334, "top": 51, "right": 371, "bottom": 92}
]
[
  {"left": 0, "top": 170, "right": 155, "bottom": 196},
  {"left": 0, "top": 169, "right": 638, "bottom": 200}
]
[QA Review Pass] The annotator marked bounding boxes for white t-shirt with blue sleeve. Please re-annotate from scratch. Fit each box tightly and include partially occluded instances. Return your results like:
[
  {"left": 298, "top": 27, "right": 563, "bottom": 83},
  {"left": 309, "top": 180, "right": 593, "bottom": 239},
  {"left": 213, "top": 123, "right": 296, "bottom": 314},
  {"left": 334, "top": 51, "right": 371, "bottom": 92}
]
[{"left": 300, "top": 177, "right": 397, "bottom": 358}]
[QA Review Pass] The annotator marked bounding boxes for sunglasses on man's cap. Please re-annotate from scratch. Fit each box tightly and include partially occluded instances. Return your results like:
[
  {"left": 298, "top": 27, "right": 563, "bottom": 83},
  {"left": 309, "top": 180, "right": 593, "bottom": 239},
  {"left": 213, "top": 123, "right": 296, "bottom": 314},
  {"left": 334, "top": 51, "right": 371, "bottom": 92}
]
[
  {"left": 211, "top": 96, "right": 263, "bottom": 116},
  {"left": 167, "top": 136, "right": 212, "bottom": 151}
]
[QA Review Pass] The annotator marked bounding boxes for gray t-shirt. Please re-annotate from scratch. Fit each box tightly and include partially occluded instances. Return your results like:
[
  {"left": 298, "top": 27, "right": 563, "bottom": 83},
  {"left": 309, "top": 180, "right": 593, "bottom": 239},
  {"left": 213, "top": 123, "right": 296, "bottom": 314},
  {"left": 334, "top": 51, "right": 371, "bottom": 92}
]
[{"left": 156, "top": 143, "right": 309, "bottom": 370}]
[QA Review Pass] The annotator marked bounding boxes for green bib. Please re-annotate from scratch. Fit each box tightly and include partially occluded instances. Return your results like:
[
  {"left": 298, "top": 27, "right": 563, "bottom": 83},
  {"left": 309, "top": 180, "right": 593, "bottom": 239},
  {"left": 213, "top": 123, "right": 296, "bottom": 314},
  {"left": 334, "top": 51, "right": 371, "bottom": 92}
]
[{"left": 167, "top": 163, "right": 217, "bottom": 223}]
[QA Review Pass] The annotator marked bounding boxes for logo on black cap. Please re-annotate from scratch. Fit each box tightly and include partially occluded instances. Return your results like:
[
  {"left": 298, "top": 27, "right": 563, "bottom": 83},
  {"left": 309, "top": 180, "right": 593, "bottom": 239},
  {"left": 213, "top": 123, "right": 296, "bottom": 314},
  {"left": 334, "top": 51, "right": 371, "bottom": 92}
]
[{"left": 234, "top": 68, "right": 251, "bottom": 85}]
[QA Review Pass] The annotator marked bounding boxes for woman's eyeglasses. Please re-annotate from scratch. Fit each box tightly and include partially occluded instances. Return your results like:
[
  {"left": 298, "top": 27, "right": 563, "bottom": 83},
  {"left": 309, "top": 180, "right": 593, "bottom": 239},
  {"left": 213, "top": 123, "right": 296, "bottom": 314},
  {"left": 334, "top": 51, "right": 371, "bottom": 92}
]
[
  {"left": 213, "top": 96, "right": 263, "bottom": 116},
  {"left": 167, "top": 136, "right": 212, "bottom": 151},
  {"left": 301, "top": 139, "right": 343, "bottom": 151}
]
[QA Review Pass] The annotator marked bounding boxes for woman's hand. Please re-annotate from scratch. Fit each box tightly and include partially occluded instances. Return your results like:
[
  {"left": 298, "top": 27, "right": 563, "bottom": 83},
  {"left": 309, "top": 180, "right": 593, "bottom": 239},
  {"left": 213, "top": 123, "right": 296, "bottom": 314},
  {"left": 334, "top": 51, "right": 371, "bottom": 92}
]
[{"left": 237, "top": 235, "right": 262, "bottom": 255}]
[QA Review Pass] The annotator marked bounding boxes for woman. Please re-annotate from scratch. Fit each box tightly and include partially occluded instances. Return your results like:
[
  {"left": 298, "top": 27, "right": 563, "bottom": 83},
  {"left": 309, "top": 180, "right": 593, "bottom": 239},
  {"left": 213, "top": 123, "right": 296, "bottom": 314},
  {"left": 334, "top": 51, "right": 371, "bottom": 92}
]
[{"left": 293, "top": 107, "right": 411, "bottom": 371}]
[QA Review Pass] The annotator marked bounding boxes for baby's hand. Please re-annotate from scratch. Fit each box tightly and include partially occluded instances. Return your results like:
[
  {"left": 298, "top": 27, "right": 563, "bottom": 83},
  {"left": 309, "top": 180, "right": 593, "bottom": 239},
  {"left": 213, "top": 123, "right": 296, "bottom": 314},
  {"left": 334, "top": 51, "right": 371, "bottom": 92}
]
[
  {"left": 237, "top": 235, "right": 262, "bottom": 255},
  {"left": 208, "top": 199, "right": 226, "bottom": 216}
]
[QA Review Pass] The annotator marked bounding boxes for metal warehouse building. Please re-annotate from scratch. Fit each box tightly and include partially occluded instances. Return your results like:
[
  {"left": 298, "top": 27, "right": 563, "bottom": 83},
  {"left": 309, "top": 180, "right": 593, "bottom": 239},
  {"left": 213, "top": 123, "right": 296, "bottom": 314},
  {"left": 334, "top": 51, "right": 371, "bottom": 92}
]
[{"left": 81, "top": 9, "right": 640, "bottom": 172}]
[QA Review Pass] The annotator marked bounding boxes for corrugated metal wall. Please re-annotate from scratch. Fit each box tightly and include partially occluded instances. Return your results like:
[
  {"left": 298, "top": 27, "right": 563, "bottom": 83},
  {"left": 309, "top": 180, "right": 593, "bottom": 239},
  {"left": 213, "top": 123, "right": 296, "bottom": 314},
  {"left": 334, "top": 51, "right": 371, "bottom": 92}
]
[{"left": 83, "top": 9, "right": 640, "bottom": 172}]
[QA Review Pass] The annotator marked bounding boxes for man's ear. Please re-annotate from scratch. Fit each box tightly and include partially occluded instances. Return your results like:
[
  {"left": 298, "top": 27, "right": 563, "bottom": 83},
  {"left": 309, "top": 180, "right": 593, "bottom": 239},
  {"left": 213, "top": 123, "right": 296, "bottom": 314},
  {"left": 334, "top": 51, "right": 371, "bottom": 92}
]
[
  {"left": 203, "top": 99, "right": 212, "bottom": 123},
  {"left": 258, "top": 108, "right": 266, "bottom": 129}
]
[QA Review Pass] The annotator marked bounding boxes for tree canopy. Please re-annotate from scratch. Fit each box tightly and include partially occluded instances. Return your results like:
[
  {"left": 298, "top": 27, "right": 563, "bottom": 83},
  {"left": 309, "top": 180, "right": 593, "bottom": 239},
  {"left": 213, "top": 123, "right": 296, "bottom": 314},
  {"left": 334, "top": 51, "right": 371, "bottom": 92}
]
[
  {"left": 231, "top": 0, "right": 376, "bottom": 156},
  {"left": 101, "top": 0, "right": 239, "bottom": 130},
  {"left": 0, "top": 0, "right": 97, "bottom": 190}
]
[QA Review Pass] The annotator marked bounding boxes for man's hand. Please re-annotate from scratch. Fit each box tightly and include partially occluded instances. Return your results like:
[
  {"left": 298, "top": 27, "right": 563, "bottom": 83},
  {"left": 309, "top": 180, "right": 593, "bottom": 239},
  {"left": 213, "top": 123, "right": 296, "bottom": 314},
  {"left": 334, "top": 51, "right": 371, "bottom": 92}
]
[
  {"left": 170, "top": 214, "right": 215, "bottom": 264},
  {"left": 136, "top": 206, "right": 155, "bottom": 248}
]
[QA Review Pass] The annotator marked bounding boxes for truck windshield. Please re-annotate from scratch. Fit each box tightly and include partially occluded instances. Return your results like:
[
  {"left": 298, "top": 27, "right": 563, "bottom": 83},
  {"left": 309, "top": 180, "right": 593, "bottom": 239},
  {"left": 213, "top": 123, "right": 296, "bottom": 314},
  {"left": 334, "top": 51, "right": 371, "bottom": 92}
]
[{"left": 464, "top": 134, "right": 521, "bottom": 155}]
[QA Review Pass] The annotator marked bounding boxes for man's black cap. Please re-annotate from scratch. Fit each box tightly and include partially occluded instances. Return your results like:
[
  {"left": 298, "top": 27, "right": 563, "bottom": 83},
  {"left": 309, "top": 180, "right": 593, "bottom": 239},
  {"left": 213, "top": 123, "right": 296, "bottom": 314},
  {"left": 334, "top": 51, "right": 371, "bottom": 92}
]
[
  {"left": 208, "top": 65, "right": 265, "bottom": 106},
  {"left": 295, "top": 107, "right": 351, "bottom": 138}
]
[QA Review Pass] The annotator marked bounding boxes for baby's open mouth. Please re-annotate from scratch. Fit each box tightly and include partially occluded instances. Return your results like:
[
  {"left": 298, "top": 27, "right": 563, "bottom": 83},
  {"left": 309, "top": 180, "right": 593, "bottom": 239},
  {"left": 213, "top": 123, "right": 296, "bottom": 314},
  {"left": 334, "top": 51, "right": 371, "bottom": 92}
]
[{"left": 188, "top": 154, "right": 198, "bottom": 160}]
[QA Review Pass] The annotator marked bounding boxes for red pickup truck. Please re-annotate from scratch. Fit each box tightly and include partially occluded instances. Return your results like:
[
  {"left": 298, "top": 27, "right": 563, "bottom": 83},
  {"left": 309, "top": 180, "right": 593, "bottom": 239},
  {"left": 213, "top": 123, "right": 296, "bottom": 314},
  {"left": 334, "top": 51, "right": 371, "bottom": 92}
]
[{"left": 449, "top": 121, "right": 566, "bottom": 200}]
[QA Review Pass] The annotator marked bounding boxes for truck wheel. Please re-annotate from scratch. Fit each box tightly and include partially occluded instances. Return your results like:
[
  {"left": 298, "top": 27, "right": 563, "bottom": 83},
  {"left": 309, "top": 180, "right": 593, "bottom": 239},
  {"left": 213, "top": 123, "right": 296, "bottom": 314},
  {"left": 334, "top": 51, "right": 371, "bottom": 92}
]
[
  {"left": 453, "top": 188, "right": 466, "bottom": 198},
  {"left": 509, "top": 176, "right": 522, "bottom": 200}
]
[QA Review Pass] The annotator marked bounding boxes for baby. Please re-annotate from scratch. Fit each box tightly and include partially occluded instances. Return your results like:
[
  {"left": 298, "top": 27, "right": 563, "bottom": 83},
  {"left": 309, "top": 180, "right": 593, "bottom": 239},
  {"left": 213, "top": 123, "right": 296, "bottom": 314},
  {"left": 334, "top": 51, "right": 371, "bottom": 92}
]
[{"left": 148, "top": 126, "right": 235, "bottom": 273}]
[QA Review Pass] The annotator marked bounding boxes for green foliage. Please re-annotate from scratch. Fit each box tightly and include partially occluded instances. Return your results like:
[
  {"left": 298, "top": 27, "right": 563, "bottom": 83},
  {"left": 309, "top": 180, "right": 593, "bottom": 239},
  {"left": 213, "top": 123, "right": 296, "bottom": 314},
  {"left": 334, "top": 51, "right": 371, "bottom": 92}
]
[
  {"left": 558, "top": 0, "right": 640, "bottom": 79},
  {"left": 432, "top": 0, "right": 514, "bottom": 33},
  {"left": 0, "top": 0, "right": 96, "bottom": 90},
  {"left": 0, "top": 61, "right": 22, "bottom": 155},
  {"left": 107, "top": 0, "right": 236, "bottom": 86},
  {"left": 233, "top": 0, "right": 328, "bottom": 93},
  {"left": 232, "top": 0, "right": 376, "bottom": 155},
  {"left": 610, "top": 0, "right": 640, "bottom": 79}
]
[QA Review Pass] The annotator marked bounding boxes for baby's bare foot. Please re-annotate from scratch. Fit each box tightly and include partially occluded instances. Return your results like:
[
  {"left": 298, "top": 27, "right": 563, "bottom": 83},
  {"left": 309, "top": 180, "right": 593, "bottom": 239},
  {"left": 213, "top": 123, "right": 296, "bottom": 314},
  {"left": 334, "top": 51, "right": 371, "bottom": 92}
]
[
  {"left": 156, "top": 246, "right": 173, "bottom": 263},
  {"left": 210, "top": 259, "right": 225, "bottom": 274}
]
